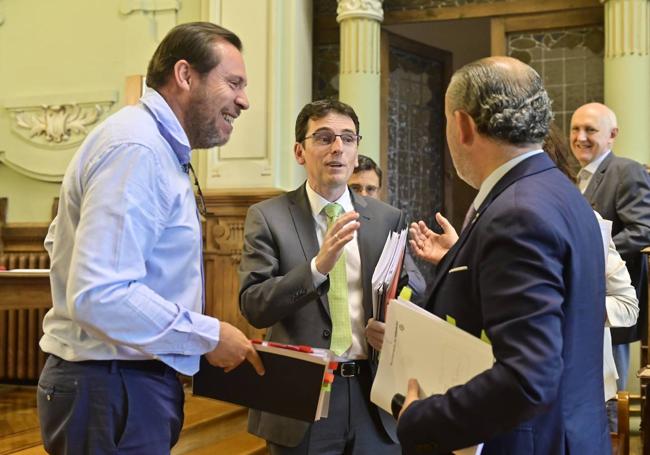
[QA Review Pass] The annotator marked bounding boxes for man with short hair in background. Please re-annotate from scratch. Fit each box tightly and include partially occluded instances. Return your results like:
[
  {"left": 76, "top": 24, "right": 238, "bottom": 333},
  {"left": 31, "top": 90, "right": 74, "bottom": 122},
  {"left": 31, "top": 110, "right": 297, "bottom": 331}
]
[
  {"left": 400, "top": 57, "right": 610, "bottom": 454},
  {"left": 349, "top": 154, "right": 427, "bottom": 302},
  {"left": 38, "top": 22, "right": 263, "bottom": 455},
  {"left": 570, "top": 102, "right": 650, "bottom": 419}
]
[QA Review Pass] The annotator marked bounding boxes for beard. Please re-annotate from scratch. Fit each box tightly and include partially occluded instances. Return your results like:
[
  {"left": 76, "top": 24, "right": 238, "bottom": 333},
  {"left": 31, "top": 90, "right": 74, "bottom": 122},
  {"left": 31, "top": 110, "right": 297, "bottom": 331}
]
[{"left": 185, "top": 90, "right": 227, "bottom": 149}]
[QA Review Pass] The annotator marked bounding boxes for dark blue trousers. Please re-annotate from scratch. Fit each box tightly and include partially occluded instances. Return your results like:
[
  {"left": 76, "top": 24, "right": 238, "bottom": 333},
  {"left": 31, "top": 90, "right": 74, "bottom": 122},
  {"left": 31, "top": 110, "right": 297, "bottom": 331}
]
[{"left": 37, "top": 355, "right": 184, "bottom": 455}]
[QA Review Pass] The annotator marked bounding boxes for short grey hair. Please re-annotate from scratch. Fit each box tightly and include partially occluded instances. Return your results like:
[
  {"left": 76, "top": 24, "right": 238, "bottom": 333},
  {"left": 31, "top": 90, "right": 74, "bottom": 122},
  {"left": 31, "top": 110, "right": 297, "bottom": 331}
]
[{"left": 447, "top": 57, "right": 552, "bottom": 145}]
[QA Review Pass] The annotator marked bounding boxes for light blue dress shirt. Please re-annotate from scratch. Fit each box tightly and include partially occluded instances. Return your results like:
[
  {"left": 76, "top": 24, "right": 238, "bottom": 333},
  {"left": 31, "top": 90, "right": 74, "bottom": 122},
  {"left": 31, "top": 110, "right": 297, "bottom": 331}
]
[{"left": 40, "top": 88, "right": 220, "bottom": 376}]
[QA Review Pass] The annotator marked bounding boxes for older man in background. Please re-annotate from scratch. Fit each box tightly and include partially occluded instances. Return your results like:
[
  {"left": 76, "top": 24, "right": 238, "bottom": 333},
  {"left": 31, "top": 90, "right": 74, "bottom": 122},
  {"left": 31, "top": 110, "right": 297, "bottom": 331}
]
[{"left": 570, "top": 102, "right": 650, "bottom": 398}]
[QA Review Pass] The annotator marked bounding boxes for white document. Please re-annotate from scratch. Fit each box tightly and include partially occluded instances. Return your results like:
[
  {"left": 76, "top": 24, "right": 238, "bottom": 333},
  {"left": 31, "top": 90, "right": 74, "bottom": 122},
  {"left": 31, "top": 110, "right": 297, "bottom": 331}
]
[
  {"left": 371, "top": 298, "right": 492, "bottom": 455},
  {"left": 371, "top": 229, "right": 407, "bottom": 318}
]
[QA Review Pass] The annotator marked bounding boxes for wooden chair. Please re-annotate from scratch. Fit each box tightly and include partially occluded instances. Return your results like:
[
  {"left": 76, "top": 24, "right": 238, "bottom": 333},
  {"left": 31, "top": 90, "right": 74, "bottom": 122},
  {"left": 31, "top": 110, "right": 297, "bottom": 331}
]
[
  {"left": 638, "top": 247, "right": 650, "bottom": 454},
  {"left": 611, "top": 390, "right": 630, "bottom": 455}
]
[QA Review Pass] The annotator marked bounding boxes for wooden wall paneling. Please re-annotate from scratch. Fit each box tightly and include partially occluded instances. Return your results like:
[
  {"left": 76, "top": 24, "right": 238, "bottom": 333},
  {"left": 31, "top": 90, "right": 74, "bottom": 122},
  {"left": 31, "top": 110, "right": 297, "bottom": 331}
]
[
  {"left": 491, "top": 18, "right": 506, "bottom": 56},
  {"left": 382, "top": 0, "right": 601, "bottom": 25},
  {"left": 202, "top": 189, "right": 283, "bottom": 340}
]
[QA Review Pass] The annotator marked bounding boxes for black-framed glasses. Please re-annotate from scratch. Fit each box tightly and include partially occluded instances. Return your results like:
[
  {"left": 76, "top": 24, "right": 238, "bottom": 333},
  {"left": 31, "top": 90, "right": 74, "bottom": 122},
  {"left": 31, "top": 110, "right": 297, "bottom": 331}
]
[
  {"left": 187, "top": 163, "right": 212, "bottom": 217},
  {"left": 303, "top": 130, "right": 362, "bottom": 147}
]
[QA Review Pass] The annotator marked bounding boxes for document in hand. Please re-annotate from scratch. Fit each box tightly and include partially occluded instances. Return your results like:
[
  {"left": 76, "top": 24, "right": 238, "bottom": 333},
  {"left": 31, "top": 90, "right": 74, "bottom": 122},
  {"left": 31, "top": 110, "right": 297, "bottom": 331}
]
[
  {"left": 371, "top": 298, "right": 493, "bottom": 455},
  {"left": 371, "top": 229, "right": 408, "bottom": 322},
  {"left": 193, "top": 341, "right": 336, "bottom": 422}
]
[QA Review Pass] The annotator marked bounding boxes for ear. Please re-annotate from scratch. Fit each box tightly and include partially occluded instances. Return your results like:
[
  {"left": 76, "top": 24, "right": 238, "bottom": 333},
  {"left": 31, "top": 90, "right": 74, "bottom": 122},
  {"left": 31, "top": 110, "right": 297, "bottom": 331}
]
[
  {"left": 294, "top": 142, "right": 306, "bottom": 165},
  {"left": 610, "top": 127, "right": 619, "bottom": 140},
  {"left": 455, "top": 110, "right": 476, "bottom": 146},
  {"left": 171, "top": 59, "right": 193, "bottom": 92}
]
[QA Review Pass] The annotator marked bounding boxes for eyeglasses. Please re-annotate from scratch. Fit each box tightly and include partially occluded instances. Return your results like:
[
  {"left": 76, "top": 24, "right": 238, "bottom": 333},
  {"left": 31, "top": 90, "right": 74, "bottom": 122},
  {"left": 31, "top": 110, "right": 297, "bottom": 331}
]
[
  {"left": 187, "top": 163, "right": 212, "bottom": 217},
  {"left": 303, "top": 130, "right": 362, "bottom": 147}
]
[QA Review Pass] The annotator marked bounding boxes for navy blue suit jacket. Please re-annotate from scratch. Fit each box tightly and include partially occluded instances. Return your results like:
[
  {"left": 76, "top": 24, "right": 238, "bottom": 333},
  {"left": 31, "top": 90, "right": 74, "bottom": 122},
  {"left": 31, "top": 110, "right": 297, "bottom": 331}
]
[{"left": 397, "top": 153, "right": 611, "bottom": 454}]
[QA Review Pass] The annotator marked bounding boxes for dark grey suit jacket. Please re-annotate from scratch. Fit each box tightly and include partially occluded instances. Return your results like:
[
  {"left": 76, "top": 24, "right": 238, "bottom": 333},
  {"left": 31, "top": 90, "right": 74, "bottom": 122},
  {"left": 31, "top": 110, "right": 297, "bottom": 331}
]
[
  {"left": 584, "top": 152, "right": 650, "bottom": 344},
  {"left": 239, "top": 183, "right": 405, "bottom": 447}
]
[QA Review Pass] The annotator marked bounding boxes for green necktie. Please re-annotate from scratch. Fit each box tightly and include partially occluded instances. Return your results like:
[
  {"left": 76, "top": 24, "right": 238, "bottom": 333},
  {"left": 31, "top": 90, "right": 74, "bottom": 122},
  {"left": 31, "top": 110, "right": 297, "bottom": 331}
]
[{"left": 324, "top": 203, "right": 352, "bottom": 356}]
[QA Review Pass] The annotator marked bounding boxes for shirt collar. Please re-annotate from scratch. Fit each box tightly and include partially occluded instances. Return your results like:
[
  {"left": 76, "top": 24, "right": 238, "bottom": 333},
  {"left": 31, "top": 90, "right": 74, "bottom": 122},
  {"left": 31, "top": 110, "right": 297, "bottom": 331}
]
[
  {"left": 140, "top": 87, "right": 192, "bottom": 166},
  {"left": 582, "top": 149, "right": 611, "bottom": 175},
  {"left": 472, "top": 149, "right": 544, "bottom": 210},
  {"left": 305, "top": 183, "right": 354, "bottom": 219}
]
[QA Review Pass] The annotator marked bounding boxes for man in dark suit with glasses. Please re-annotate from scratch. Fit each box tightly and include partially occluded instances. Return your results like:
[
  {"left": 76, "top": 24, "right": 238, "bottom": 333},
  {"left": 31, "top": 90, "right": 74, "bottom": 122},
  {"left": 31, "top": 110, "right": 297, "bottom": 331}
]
[{"left": 239, "top": 99, "right": 406, "bottom": 454}]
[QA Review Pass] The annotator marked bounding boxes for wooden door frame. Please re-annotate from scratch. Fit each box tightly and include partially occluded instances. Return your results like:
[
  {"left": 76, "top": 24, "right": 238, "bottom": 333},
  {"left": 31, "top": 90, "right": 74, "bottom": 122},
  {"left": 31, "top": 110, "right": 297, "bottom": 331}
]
[
  {"left": 490, "top": 7, "right": 603, "bottom": 56},
  {"left": 380, "top": 30, "right": 453, "bottom": 211}
]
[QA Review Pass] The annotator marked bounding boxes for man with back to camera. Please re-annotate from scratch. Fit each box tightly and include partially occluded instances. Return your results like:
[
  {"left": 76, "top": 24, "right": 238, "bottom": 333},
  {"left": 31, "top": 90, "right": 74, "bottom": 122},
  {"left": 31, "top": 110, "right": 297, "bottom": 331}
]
[
  {"left": 239, "top": 99, "right": 405, "bottom": 454},
  {"left": 398, "top": 57, "right": 610, "bottom": 454},
  {"left": 570, "top": 102, "right": 650, "bottom": 401},
  {"left": 348, "top": 154, "right": 427, "bottom": 302},
  {"left": 37, "top": 22, "right": 264, "bottom": 455}
]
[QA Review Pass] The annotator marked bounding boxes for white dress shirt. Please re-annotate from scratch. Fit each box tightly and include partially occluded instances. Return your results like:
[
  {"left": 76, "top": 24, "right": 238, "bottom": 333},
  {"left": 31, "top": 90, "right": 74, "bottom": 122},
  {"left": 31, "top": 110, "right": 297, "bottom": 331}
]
[
  {"left": 305, "top": 184, "right": 366, "bottom": 360},
  {"left": 578, "top": 150, "right": 611, "bottom": 193}
]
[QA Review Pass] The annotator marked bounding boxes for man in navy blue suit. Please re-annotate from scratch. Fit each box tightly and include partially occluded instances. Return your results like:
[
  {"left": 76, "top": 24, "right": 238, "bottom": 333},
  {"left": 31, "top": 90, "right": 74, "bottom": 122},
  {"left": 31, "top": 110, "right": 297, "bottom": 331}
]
[{"left": 398, "top": 57, "right": 610, "bottom": 454}]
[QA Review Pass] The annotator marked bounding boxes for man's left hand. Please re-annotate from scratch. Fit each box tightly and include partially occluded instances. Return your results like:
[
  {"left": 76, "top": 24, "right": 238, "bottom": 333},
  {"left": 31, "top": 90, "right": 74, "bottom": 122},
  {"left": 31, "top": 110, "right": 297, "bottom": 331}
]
[
  {"left": 365, "top": 318, "right": 385, "bottom": 351},
  {"left": 398, "top": 378, "right": 421, "bottom": 420}
]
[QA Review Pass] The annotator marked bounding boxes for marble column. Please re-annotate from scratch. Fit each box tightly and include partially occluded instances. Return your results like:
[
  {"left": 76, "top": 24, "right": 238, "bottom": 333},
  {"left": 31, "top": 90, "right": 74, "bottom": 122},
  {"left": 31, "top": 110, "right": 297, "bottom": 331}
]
[
  {"left": 602, "top": 0, "right": 650, "bottom": 164},
  {"left": 337, "top": 0, "right": 383, "bottom": 161}
]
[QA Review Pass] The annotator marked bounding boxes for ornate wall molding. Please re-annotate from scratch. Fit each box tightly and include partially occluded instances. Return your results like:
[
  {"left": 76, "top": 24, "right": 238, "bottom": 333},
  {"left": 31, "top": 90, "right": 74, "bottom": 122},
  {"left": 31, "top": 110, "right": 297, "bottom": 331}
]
[
  {"left": 119, "top": 0, "right": 180, "bottom": 14},
  {"left": 12, "top": 104, "right": 105, "bottom": 145},
  {"left": 3, "top": 91, "right": 116, "bottom": 149},
  {"left": 337, "top": 0, "right": 384, "bottom": 23},
  {"left": 119, "top": 0, "right": 180, "bottom": 41}
]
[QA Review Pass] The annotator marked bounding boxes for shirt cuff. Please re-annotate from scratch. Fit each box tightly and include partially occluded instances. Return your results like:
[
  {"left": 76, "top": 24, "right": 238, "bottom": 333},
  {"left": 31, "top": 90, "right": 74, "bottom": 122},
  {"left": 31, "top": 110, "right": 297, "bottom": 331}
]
[{"left": 310, "top": 257, "right": 328, "bottom": 288}]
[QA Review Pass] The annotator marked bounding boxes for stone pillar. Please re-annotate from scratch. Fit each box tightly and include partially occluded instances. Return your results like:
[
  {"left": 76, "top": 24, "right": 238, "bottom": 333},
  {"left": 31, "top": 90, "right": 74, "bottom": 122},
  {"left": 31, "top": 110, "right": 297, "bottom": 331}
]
[
  {"left": 602, "top": 0, "right": 650, "bottom": 164},
  {"left": 337, "top": 0, "right": 383, "bottom": 162}
]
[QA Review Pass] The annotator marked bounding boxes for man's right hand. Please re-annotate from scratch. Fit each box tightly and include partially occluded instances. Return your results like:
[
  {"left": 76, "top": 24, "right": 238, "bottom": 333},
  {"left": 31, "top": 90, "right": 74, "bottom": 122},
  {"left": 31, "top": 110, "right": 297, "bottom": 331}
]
[
  {"left": 315, "top": 211, "right": 360, "bottom": 275},
  {"left": 409, "top": 212, "right": 458, "bottom": 265},
  {"left": 205, "top": 321, "right": 265, "bottom": 375}
]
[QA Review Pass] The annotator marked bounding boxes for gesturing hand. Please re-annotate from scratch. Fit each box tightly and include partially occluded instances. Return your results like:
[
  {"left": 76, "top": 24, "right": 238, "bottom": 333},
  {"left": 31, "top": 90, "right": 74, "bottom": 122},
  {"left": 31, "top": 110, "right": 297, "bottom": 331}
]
[
  {"left": 409, "top": 212, "right": 458, "bottom": 265},
  {"left": 205, "top": 322, "right": 265, "bottom": 375},
  {"left": 315, "top": 211, "right": 360, "bottom": 275}
]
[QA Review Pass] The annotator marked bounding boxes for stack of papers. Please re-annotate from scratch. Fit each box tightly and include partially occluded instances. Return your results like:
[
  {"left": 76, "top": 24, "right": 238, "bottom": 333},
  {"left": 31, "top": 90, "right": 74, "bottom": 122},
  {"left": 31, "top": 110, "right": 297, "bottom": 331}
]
[
  {"left": 371, "top": 298, "right": 493, "bottom": 455},
  {"left": 193, "top": 341, "right": 336, "bottom": 422},
  {"left": 371, "top": 229, "right": 408, "bottom": 321}
]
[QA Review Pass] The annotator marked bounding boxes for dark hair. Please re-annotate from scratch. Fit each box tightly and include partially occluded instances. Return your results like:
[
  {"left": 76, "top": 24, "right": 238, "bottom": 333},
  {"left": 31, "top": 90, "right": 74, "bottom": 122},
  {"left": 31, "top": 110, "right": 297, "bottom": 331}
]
[
  {"left": 295, "top": 99, "right": 360, "bottom": 142},
  {"left": 146, "top": 22, "right": 242, "bottom": 89},
  {"left": 447, "top": 57, "right": 552, "bottom": 145},
  {"left": 543, "top": 123, "right": 579, "bottom": 183},
  {"left": 354, "top": 154, "right": 382, "bottom": 187}
]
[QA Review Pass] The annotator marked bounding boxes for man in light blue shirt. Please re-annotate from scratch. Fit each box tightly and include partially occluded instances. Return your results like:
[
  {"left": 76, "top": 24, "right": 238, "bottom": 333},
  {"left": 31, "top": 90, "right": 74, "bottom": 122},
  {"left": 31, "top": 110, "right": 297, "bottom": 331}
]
[{"left": 38, "top": 22, "right": 263, "bottom": 455}]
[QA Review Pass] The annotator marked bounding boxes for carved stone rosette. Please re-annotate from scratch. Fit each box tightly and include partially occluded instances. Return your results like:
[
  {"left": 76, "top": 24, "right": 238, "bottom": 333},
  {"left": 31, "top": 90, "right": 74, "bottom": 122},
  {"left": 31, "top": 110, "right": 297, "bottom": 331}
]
[{"left": 9, "top": 103, "right": 112, "bottom": 147}]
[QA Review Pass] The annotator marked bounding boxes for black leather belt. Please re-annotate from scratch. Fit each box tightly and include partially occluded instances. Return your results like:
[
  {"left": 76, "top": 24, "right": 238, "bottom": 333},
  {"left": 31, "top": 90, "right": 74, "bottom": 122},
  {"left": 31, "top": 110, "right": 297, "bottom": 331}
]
[
  {"left": 333, "top": 360, "right": 368, "bottom": 377},
  {"left": 60, "top": 356, "right": 174, "bottom": 376}
]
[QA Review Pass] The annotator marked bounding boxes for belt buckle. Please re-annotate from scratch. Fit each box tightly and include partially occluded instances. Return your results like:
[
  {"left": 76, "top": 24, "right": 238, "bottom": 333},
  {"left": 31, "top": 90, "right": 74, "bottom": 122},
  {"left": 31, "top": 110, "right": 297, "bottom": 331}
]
[{"left": 340, "top": 361, "right": 358, "bottom": 377}]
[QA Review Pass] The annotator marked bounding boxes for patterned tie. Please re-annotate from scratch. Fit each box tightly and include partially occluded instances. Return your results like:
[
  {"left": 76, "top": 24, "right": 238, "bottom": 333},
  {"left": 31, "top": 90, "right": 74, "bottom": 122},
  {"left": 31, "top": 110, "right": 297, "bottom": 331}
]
[
  {"left": 323, "top": 203, "right": 353, "bottom": 355},
  {"left": 461, "top": 204, "right": 477, "bottom": 232}
]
